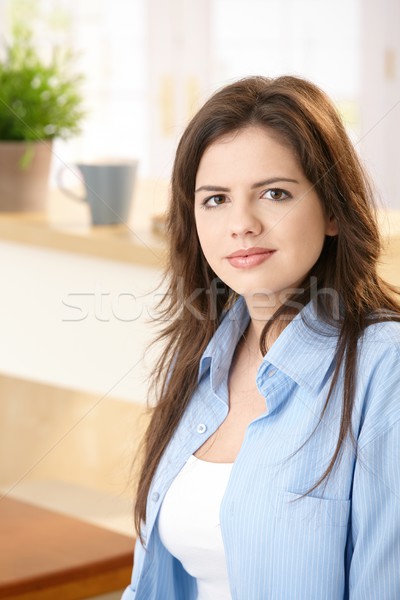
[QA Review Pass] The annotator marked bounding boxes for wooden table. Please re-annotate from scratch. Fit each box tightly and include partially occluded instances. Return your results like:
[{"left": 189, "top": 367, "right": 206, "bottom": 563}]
[{"left": 0, "top": 496, "right": 134, "bottom": 599}]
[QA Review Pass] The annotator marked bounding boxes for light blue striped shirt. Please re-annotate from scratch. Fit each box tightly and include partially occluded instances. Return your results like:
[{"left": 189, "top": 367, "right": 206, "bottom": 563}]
[{"left": 122, "top": 297, "right": 400, "bottom": 599}]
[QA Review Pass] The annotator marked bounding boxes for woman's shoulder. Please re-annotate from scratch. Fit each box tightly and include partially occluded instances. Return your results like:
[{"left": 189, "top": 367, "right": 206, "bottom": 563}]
[
  {"left": 361, "top": 316, "right": 400, "bottom": 348},
  {"left": 355, "top": 319, "right": 400, "bottom": 447},
  {"left": 357, "top": 318, "right": 400, "bottom": 370}
]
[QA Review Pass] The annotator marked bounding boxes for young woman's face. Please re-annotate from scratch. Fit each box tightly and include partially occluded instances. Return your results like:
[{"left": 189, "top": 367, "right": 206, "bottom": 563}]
[{"left": 194, "top": 126, "right": 337, "bottom": 313}]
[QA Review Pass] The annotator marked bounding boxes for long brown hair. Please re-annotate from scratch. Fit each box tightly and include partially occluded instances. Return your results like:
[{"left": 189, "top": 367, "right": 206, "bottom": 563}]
[{"left": 134, "top": 75, "right": 400, "bottom": 536}]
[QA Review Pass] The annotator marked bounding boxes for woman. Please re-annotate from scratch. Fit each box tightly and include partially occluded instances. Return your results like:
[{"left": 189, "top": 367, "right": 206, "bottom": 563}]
[{"left": 122, "top": 76, "right": 400, "bottom": 599}]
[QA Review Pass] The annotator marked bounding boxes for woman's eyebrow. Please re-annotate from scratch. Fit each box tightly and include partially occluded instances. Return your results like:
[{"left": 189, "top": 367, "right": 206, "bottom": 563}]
[
  {"left": 251, "top": 177, "right": 299, "bottom": 188},
  {"left": 194, "top": 184, "right": 229, "bottom": 193},
  {"left": 195, "top": 177, "right": 299, "bottom": 193}
]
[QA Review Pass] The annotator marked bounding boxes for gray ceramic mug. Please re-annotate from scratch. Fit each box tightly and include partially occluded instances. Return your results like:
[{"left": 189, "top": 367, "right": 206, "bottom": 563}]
[{"left": 57, "top": 161, "right": 138, "bottom": 225}]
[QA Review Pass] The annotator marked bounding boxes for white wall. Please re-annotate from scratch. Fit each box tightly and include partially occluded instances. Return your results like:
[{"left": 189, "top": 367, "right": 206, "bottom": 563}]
[{"left": 0, "top": 241, "right": 163, "bottom": 403}]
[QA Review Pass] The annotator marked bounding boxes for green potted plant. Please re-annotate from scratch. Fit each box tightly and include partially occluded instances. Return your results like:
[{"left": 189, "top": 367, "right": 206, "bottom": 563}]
[{"left": 0, "top": 22, "right": 85, "bottom": 211}]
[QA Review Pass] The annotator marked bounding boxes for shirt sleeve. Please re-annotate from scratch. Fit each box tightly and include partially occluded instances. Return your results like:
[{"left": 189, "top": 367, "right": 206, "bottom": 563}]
[{"left": 349, "top": 418, "right": 400, "bottom": 598}]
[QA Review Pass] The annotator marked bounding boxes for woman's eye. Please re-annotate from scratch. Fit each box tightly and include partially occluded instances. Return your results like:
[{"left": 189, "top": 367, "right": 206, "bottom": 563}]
[
  {"left": 263, "top": 188, "right": 291, "bottom": 201},
  {"left": 204, "top": 194, "right": 226, "bottom": 208}
]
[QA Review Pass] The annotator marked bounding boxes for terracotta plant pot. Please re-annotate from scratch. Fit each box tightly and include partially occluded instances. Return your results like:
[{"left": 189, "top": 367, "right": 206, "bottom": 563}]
[{"left": 0, "top": 140, "right": 53, "bottom": 212}]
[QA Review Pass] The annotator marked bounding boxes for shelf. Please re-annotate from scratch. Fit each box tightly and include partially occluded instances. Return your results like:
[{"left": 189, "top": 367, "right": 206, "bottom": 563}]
[{"left": 0, "top": 181, "right": 167, "bottom": 268}]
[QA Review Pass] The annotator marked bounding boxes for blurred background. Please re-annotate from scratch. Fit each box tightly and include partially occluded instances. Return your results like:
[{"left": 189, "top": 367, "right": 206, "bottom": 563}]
[{"left": 0, "top": 0, "right": 399, "bottom": 205}]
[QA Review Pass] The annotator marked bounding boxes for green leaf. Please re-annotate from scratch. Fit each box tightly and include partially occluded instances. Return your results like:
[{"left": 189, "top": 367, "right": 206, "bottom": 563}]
[{"left": 0, "top": 18, "right": 86, "bottom": 141}]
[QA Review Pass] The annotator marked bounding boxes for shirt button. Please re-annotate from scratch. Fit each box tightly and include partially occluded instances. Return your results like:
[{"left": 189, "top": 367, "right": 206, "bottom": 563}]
[
  {"left": 268, "top": 369, "right": 277, "bottom": 377},
  {"left": 151, "top": 492, "right": 160, "bottom": 502},
  {"left": 197, "top": 423, "right": 207, "bottom": 434}
]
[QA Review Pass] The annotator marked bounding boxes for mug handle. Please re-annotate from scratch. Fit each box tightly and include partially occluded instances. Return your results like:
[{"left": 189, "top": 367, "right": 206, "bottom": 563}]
[{"left": 56, "top": 165, "right": 86, "bottom": 201}]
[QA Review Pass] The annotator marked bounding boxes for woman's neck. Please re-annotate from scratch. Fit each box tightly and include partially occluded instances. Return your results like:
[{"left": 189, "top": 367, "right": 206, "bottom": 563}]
[{"left": 244, "top": 299, "right": 295, "bottom": 355}]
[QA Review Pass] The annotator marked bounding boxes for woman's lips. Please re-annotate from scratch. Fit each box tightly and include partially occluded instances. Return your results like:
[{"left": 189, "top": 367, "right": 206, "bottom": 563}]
[{"left": 226, "top": 247, "right": 276, "bottom": 268}]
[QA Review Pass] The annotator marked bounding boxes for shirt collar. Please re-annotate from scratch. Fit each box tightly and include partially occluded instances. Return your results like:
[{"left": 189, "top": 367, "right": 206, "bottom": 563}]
[
  {"left": 198, "top": 296, "right": 339, "bottom": 394},
  {"left": 265, "top": 300, "right": 338, "bottom": 393}
]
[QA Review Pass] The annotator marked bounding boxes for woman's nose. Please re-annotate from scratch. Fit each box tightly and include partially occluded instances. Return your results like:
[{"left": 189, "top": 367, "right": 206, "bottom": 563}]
[{"left": 229, "top": 201, "right": 262, "bottom": 238}]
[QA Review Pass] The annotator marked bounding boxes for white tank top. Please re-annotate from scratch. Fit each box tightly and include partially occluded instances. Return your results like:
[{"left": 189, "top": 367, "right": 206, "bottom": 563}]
[{"left": 158, "top": 454, "right": 234, "bottom": 600}]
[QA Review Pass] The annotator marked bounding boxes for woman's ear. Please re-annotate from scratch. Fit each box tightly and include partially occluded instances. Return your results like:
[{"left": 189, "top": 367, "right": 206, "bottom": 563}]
[{"left": 325, "top": 215, "right": 339, "bottom": 237}]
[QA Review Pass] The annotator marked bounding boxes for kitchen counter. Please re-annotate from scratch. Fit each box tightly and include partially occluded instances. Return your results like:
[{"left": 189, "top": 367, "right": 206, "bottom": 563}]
[{"left": 0, "top": 180, "right": 167, "bottom": 268}]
